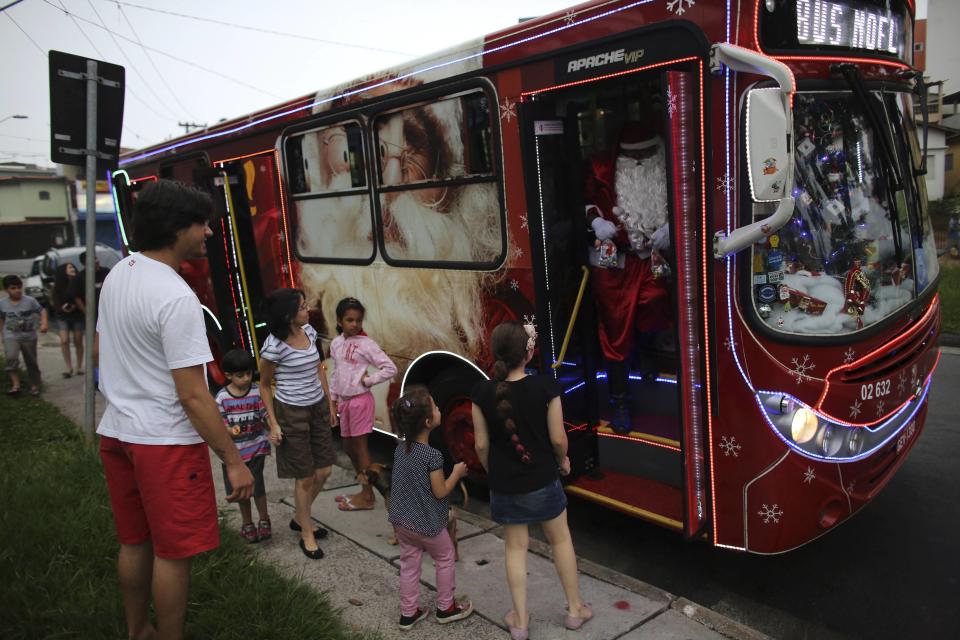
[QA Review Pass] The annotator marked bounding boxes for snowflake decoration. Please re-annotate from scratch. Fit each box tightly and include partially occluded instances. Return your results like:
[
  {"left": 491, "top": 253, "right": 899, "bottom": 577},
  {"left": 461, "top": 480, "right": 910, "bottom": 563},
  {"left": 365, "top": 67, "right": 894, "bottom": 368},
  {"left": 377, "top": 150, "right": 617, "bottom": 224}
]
[
  {"left": 666, "top": 87, "right": 678, "bottom": 115},
  {"left": 513, "top": 246, "right": 524, "bottom": 260},
  {"left": 666, "top": 0, "right": 695, "bottom": 16},
  {"left": 758, "top": 503, "right": 783, "bottom": 524},
  {"left": 789, "top": 354, "right": 816, "bottom": 384},
  {"left": 849, "top": 399, "right": 862, "bottom": 419},
  {"left": 716, "top": 173, "right": 735, "bottom": 195},
  {"left": 845, "top": 480, "right": 856, "bottom": 494},
  {"left": 803, "top": 466, "right": 815, "bottom": 484},
  {"left": 843, "top": 348, "right": 856, "bottom": 364},
  {"left": 519, "top": 213, "right": 528, "bottom": 230},
  {"left": 910, "top": 364, "right": 919, "bottom": 389},
  {"left": 522, "top": 314, "right": 537, "bottom": 331},
  {"left": 719, "top": 435, "right": 741, "bottom": 457},
  {"left": 897, "top": 371, "right": 907, "bottom": 396},
  {"left": 509, "top": 279, "right": 519, "bottom": 292},
  {"left": 875, "top": 399, "right": 885, "bottom": 419},
  {"left": 563, "top": 10, "right": 576, "bottom": 25},
  {"left": 499, "top": 97, "right": 517, "bottom": 124},
  {"left": 723, "top": 335, "right": 737, "bottom": 351}
]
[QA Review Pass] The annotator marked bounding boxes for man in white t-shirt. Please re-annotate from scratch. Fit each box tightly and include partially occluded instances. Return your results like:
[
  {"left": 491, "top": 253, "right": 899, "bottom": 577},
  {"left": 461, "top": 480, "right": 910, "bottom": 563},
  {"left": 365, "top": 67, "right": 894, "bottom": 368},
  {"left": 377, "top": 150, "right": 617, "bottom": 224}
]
[{"left": 96, "top": 179, "right": 253, "bottom": 640}]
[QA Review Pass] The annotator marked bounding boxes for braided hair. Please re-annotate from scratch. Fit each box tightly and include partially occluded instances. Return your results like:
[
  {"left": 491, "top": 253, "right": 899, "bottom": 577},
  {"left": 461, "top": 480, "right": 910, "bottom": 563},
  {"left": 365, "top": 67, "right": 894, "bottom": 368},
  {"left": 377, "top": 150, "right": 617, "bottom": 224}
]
[
  {"left": 490, "top": 321, "right": 536, "bottom": 464},
  {"left": 391, "top": 385, "right": 435, "bottom": 453}
]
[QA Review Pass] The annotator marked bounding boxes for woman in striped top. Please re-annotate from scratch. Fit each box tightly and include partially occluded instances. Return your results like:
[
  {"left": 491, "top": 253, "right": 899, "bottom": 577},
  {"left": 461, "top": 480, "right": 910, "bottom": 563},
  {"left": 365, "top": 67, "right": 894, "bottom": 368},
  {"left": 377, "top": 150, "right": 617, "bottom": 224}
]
[{"left": 260, "top": 288, "right": 335, "bottom": 559}]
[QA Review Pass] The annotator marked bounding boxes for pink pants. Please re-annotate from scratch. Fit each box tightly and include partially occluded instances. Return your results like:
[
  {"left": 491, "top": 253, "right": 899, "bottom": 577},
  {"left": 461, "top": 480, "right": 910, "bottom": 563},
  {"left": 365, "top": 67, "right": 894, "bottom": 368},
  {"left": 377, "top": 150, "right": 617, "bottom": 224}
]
[{"left": 395, "top": 525, "right": 456, "bottom": 616}]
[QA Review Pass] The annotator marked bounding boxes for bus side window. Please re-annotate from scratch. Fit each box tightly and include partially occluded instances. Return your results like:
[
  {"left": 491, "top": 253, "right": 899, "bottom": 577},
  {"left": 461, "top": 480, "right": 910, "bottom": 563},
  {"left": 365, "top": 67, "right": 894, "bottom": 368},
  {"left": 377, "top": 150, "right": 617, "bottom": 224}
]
[
  {"left": 284, "top": 121, "right": 374, "bottom": 263},
  {"left": 373, "top": 89, "right": 505, "bottom": 267}
]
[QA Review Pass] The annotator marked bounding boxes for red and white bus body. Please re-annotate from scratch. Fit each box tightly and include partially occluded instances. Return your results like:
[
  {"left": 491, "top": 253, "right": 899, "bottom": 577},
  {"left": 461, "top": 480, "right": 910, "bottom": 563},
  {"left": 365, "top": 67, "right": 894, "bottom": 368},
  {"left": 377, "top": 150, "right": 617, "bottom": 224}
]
[{"left": 112, "top": 0, "right": 939, "bottom": 553}]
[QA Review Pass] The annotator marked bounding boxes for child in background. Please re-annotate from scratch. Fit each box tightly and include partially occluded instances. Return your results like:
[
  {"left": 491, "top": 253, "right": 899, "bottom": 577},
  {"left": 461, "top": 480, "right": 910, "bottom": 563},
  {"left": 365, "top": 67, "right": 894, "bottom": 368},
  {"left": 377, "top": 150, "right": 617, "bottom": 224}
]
[
  {"left": 1, "top": 274, "right": 48, "bottom": 397},
  {"left": 329, "top": 297, "right": 397, "bottom": 511},
  {"left": 215, "top": 349, "right": 272, "bottom": 543},
  {"left": 389, "top": 385, "right": 473, "bottom": 630}
]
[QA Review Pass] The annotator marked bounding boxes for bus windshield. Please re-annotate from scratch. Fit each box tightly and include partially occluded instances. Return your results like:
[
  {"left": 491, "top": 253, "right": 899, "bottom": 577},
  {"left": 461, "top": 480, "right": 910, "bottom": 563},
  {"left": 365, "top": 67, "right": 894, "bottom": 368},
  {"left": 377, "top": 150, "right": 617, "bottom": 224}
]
[{"left": 750, "top": 90, "right": 938, "bottom": 336}]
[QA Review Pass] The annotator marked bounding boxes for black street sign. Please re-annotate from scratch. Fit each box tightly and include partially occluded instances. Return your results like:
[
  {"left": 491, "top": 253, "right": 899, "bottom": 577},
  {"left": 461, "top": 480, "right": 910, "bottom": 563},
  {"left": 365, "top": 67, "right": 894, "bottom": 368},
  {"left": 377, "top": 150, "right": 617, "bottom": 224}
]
[{"left": 48, "top": 50, "right": 125, "bottom": 171}]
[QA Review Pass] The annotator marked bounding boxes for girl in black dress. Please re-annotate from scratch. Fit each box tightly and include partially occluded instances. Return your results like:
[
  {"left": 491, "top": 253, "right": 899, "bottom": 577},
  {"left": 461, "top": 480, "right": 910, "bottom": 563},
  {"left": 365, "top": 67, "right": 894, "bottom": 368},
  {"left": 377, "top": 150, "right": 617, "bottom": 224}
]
[{"left": 471, "top": 321, "right": 593, "bottom": 640}]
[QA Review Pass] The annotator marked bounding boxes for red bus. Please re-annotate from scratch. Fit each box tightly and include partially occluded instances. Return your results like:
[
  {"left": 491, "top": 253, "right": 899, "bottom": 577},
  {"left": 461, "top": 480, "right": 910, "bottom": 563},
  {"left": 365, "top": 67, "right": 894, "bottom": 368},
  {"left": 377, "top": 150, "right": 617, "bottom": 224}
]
[{"left": 111, "top": 0, "right": 940, "bottom": 553}]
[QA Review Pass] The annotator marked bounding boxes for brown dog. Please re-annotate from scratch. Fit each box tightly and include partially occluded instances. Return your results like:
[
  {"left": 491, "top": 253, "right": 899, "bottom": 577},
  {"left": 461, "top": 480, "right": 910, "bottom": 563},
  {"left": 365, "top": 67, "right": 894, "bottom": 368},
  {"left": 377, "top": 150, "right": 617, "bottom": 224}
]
[{"left": 364, "top": 462, "right": 467, "bottom": 560}]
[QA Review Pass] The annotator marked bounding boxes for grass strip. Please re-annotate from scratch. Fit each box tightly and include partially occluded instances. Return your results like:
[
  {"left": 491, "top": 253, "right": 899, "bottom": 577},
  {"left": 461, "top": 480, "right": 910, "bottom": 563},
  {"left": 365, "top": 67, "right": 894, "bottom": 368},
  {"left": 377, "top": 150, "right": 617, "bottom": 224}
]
[
  {"left": 0, "top": 390, "right": 375, "bottom": 640},
  {"left": 938, "top": 261, "right": 960, "bottom": 335}
]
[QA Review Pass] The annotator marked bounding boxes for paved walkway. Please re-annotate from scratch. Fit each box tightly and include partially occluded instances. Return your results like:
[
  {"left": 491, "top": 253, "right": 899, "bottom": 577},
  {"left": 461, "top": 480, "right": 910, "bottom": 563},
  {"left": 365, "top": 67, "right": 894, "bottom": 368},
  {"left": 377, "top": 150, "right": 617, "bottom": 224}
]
[{"left": 30, "top": 333, "right": 768, "bottom": 640}]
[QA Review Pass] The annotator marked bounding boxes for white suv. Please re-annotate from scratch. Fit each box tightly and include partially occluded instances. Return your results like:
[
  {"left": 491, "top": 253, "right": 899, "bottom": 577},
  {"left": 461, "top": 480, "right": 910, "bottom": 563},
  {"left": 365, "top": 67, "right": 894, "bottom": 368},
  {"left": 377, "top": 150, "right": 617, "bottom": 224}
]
[{"left": 22, "top": 244, "right": 122, "bottom": 309}]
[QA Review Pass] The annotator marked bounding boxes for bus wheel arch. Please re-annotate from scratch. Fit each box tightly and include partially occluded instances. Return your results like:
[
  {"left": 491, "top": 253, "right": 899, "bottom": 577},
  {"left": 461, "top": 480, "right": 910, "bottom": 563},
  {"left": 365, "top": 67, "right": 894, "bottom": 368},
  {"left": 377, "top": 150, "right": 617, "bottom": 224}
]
[{"left": 402, "top": 351, "right": 489, "bottom": 489}]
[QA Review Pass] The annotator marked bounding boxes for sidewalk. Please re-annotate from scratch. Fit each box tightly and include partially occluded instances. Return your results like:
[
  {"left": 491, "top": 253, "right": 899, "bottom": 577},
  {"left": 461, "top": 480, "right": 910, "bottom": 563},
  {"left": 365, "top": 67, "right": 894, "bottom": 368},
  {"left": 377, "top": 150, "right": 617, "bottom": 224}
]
[{"left": 31, "top": 334, "right": 768, "bottom": 640}]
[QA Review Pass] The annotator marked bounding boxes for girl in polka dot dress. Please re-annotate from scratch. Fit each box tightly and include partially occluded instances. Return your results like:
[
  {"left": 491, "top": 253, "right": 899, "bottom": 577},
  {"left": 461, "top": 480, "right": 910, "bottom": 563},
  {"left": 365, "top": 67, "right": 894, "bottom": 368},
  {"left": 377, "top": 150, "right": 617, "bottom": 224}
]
[{"left": 388, "top": 385, "right": 474, "bottom": 630}]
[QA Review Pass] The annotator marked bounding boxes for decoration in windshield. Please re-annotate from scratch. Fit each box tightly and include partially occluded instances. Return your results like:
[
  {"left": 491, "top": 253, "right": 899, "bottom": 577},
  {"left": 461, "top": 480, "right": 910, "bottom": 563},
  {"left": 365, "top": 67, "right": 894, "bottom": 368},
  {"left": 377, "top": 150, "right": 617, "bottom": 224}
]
[{"left": 751, "top": 93, "right": 921, "bottom": 336}]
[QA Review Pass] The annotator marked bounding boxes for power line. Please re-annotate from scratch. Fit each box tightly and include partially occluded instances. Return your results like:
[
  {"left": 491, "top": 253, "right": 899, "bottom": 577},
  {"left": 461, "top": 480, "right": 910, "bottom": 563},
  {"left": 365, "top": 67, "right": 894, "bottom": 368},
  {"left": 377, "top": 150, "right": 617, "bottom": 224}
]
[
  {"left": 47, "top": 0, "right": 180, "bottom": 124},
  {"left": 80, "top": 0, "right": 182, "bottom": 119},
  {"left": 5, "top": 11, "right": 45, "bottom": 55},
  {"left": 110, "top": 0, "right": 413, "bottom": 57},
  {"left": 111, "top": 0, "right": 194, "bottom": 119},
  {"left": 0, "top": 1, "right": 26, "bottom": 14},
  {"left": 40, "top": 0, "right": 282, "bottom": 100}
]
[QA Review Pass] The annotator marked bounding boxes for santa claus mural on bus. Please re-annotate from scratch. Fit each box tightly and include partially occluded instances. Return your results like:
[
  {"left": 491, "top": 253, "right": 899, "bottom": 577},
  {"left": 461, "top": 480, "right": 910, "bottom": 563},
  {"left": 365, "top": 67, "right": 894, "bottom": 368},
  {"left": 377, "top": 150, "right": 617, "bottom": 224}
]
[{"left": 289, "top": 67, "right": 506, "bottom": 390}]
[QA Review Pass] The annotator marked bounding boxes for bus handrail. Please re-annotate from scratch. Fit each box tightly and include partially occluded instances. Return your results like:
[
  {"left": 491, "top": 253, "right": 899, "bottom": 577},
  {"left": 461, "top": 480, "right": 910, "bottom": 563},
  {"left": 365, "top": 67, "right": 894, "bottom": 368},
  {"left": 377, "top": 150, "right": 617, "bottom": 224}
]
[{"left": 551, "top": 265, "right": 590, "bottom": 370}]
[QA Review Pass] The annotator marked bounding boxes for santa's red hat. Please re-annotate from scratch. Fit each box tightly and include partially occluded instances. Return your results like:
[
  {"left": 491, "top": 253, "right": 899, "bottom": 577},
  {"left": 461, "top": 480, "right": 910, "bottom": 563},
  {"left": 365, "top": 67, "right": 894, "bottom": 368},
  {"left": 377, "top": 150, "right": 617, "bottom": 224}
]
[{"left": 619, "top": 121, "right": 661, "bottom": 151}]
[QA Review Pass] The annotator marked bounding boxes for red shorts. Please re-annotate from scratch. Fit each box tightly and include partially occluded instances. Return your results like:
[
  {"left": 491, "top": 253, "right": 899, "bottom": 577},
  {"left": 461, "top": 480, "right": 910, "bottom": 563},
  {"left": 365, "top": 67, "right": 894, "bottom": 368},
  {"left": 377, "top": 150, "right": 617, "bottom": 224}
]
[
  {"left": 338, "top": 392, "right": 375, "bottom": 438},
  {"left": 99, "top": 436, "right": 219, "bottom": 560}
]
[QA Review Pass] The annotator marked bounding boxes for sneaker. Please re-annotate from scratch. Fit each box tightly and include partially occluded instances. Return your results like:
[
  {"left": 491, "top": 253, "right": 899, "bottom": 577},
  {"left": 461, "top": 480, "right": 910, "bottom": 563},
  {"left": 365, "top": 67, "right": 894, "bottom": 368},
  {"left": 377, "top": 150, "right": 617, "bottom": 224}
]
[
  {"left": 398, "top": 608, "right": 429, "bottom": 631},
  {"left": 257, "top": 518, "right": 272, "bottom": 541},
  {"left": 436, "top": 599, "right": 474, "bottom": 624},
  {"left": 240, "top": 522, "right": 259, "bottom": 544}
]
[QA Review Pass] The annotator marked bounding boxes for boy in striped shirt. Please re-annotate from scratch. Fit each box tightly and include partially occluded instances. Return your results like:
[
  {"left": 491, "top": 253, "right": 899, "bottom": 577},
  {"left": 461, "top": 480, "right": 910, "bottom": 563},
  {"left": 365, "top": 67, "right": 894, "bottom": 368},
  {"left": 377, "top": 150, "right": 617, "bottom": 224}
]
[{"left": 215, "top": 349, "right": 272, "bottom": 543}]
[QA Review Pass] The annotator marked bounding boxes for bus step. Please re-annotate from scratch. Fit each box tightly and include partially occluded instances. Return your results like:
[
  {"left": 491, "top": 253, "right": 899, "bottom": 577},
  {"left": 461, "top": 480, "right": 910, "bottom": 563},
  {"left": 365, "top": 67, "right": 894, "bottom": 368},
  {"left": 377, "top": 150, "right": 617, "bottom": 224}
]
[
  {"left": 565, "top": 469, "right": 683, "bottom": 531},
  {"left": 596, "top": 423, "right": 682, "bottom": 488}
]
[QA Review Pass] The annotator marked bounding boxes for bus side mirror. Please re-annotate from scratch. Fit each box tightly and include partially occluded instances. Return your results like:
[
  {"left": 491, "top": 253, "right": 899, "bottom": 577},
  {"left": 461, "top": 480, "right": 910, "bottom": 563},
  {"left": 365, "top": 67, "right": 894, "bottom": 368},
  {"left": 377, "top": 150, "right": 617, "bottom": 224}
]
[
  {"left": 708, "top": 43, "right": 796, "bottom": 259},
  {"left": 746, "top": 89, "right": 790, "bottom": 202}
]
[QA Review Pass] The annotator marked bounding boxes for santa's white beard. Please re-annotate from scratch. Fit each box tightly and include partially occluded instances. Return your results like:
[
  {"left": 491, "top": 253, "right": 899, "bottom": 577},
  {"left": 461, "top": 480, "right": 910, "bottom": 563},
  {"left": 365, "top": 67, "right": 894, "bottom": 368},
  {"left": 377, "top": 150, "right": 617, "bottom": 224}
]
[
  {"left": 614, "top": 151, "right": 668, "bottom": 254},
  {"left": 297, "top": 182, "right": 502, "bottom": 365}
]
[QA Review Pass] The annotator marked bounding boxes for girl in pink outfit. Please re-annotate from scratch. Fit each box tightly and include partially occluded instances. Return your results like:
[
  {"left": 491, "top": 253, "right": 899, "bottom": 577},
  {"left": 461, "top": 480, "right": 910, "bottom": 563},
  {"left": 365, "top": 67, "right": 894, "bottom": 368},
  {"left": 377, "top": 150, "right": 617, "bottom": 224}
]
[{"left": 329, "top": 297, "right": 397, "bottom": 510}]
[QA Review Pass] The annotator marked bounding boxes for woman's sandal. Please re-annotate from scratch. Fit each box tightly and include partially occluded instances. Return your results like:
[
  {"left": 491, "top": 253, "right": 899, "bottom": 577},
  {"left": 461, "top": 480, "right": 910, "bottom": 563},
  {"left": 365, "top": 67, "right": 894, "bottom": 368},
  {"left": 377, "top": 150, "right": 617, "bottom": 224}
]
[
  {"left": 503, "top": 611, "right": 528, "bottom": 640},
  {"left": 564, "top": 603, "right": 594, "bottom": 631},
  {"left": 298, "top": 538, "right": 324, "bottom": 560},
  {"left": 337, "top": 496, "right": 374, "bottom": 511},
  {"left": 288, "top": 518, "right": 328, "bottom": 539}
]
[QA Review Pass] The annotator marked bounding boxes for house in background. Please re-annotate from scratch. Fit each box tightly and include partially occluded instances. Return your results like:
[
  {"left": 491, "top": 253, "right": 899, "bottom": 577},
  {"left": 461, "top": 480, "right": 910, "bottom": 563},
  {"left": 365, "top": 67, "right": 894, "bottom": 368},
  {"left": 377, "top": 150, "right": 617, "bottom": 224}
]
[{"left": 0, "top": 162, "right": 74, "bottom": 260}]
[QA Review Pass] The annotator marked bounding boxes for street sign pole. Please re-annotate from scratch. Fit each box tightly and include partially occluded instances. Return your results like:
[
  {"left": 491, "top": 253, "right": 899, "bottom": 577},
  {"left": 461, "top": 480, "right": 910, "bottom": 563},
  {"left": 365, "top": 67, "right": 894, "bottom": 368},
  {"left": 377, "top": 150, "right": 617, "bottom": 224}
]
[{"left": 83, "top": 59, "right": 98, "bottom": 441}]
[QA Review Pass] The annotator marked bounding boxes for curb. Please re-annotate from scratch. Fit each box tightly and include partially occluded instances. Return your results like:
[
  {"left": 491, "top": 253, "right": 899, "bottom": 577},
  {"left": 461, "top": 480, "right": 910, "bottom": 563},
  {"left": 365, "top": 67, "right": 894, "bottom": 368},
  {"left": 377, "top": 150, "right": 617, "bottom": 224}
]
[{"left": 940, "top": 333, "right": 960, "bottom": 348}]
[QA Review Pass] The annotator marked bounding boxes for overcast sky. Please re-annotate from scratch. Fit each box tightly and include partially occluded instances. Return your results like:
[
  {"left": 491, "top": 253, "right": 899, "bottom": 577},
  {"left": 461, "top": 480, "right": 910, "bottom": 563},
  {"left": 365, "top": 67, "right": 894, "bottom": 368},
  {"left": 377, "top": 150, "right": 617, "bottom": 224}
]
[{"left": 0, "top": 0, "right": 574, "bottom": 166}]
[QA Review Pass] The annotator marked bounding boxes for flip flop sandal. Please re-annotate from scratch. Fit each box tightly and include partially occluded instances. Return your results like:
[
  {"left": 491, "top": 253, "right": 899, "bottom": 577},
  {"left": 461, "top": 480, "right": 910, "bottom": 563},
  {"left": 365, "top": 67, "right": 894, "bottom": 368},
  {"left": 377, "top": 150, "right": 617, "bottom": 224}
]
[
  {"left": 6, "top": 388, "right": 20, "bottom": 397},
  {"left": 334, "top": 495, "right": 349, "bottom": 503},
  {"left": 337, "top": 497, "right": 374, "bottom": 511}
]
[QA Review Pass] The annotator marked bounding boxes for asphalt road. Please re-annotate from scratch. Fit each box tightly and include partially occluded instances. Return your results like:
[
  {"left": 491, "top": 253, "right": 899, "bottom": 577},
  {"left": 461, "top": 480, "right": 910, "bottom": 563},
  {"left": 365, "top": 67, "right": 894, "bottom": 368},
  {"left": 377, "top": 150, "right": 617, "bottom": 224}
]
[{"left": 370, "top": 347, "right": 960, "bottom": 639}]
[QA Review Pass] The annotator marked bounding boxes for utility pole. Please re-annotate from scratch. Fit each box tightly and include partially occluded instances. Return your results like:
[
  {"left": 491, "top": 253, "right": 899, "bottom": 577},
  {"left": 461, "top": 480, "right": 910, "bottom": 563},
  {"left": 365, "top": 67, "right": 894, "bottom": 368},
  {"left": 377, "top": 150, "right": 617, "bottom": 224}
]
[{"left": 178, "top": 121, "right": 207, "bottom": 135}]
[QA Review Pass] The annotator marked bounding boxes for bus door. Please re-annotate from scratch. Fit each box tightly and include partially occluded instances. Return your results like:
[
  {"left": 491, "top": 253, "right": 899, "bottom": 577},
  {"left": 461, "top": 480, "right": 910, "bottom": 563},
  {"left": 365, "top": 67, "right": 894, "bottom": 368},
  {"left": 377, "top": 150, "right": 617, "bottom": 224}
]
[
  {"left": 195, "top": 162, "right": 268, "bottom": 365},
  {"left": 521, "top": 51, "right": 710, "bottom": 536}
]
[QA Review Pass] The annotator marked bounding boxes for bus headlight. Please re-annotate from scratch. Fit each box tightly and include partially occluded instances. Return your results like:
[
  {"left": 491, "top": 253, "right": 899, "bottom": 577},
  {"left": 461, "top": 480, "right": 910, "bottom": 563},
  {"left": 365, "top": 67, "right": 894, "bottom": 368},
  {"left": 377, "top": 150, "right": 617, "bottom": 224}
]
[
  {"left": 790, "top": 408, "right": 819, "bottom": 444},
  {"left": 817, "top": 424, "right": 843, "bottom": 456},
  {"left": 755, "top": 386, "right": 929, "bottom": 463}
]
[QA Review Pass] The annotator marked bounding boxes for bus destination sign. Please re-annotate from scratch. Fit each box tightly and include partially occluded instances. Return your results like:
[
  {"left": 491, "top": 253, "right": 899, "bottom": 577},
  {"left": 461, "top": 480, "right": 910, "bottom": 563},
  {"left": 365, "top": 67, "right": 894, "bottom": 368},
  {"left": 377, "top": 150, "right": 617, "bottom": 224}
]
[{"left": 795, "top": 0, "right": 904, "bottom": 56}]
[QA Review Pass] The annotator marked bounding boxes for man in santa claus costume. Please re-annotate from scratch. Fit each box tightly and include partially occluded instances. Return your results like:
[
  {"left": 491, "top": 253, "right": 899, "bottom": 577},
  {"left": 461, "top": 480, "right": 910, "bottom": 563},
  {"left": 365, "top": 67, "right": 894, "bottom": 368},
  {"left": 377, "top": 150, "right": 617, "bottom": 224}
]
[{"left": 584, "top": 121, "right": 672, "bottom": 433}]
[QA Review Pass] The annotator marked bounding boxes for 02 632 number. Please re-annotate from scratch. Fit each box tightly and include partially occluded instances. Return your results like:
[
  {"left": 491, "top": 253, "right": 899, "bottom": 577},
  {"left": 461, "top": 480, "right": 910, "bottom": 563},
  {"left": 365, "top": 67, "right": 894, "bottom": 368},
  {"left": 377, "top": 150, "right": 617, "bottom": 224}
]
[{"left": 861, "top": 379, "right": 891, "bottom": 401}]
